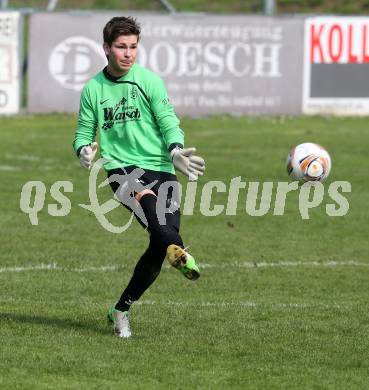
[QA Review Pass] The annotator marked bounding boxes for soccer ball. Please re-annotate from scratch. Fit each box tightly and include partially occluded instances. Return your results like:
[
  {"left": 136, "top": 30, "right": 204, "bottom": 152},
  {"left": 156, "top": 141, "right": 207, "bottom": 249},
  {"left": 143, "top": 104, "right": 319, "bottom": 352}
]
[{"left": 286, "top": 143, "right": 331, "bottom": 182}]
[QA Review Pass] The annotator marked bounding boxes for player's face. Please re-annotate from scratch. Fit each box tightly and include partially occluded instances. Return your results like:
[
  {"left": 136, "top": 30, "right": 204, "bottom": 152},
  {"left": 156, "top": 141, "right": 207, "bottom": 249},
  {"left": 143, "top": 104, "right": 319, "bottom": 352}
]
[{"left": 104, "top": 35, "right": 138, "bottom": 76}]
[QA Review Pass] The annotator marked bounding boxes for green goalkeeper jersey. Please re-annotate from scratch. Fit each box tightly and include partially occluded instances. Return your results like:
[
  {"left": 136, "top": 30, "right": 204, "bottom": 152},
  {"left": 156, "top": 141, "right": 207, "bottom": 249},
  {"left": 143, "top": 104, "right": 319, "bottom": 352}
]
[{"left": 73, "top": 63, "right": 184, "bottom": 173}]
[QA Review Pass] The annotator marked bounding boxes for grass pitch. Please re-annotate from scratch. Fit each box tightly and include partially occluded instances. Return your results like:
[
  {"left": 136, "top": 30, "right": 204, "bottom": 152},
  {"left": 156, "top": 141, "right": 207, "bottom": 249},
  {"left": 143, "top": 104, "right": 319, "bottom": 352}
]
[{"left": 0, "top": 114, "right": 368, "bottom": 389}]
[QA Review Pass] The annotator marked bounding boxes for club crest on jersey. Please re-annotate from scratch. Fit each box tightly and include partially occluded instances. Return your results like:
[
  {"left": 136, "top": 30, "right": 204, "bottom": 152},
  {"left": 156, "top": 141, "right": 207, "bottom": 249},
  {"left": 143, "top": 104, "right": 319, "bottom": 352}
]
[{"left": 130, "top": 87, "right": 138, "bottom": 99}]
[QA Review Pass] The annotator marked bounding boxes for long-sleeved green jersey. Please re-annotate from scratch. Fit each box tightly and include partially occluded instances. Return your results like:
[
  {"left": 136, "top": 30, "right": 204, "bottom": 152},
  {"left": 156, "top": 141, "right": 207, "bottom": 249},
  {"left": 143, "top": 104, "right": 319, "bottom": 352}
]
[{"left": 73, "top": 63, "right": 184, "bottom": 173}]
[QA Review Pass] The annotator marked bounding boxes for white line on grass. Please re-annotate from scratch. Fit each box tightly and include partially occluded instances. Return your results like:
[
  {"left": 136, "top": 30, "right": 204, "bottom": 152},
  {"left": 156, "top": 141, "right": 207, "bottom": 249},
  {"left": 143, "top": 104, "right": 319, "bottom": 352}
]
[
  {"left": 0, "top": 263, "right": 121, "bottom": 273},
  {"left": 0, "top": 297, "right": 352, "bottom": 311},
  {"left": 0, "top": 165, "right": 20, "bottom": 171},
  {"left": 0, "top": 263, "right": 60, "bottom": 273},
  {"left": 132, "top": 300, "right": 352, "bottom": 310},
  {"left": 199, "top": 260, "right": 369, "bottom": 269},
  {"left": 0, "top": 164, "right": 53, "bottom": 171},
  {"left": 1, "top": 261, "right": 369, "bottom": 274},
  {"left": 5, "top": 154, "right": 40, "bottom": 161}
]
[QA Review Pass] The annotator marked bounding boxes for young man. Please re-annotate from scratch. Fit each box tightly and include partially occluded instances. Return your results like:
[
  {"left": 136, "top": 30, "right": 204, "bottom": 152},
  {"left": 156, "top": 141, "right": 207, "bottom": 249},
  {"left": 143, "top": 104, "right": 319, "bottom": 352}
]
[{"left": 73, "top": 16, "right": 205, "bottom": 338}]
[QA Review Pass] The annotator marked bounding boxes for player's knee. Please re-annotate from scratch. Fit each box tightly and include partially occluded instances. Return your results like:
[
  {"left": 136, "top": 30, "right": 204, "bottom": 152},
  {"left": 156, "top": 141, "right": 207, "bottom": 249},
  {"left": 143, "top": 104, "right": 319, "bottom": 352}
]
[{"left": 135, "top": 189, "right": 155, "bottom": 203}]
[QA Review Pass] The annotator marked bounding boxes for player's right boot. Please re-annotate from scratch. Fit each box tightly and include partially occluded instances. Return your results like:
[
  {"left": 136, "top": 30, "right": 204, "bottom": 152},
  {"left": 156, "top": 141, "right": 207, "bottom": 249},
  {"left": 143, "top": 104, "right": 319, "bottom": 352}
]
[
  {"left": 166, "top": 244, "right": 200, "bottom": 281},
  {"left": 107, "top": 306, "right": 131, "bottom": 338}
]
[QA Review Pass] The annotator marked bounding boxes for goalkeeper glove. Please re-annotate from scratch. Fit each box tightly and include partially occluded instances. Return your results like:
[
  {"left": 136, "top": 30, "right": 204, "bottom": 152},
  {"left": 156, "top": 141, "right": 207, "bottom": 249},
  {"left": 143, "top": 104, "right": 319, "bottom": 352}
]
[
  {"left": 170, "top": 147, "right": 205, "bottom": 181},
  {"left": 79, "top": 142, "right": 98, "bottom": 170}
]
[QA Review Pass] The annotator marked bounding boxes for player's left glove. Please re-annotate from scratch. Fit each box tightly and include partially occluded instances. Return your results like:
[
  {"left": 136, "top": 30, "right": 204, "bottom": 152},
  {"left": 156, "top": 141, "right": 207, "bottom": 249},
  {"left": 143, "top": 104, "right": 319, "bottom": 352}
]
[{"left": 170, "top": 147, "right": 205, "bottom": 181}]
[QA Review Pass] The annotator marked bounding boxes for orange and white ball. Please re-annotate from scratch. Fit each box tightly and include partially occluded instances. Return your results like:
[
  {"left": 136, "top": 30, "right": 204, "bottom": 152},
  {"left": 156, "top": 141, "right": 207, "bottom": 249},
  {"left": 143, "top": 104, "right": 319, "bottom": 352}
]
[{"left": 286, "top": 143, "right": 331, "bottom": 182}]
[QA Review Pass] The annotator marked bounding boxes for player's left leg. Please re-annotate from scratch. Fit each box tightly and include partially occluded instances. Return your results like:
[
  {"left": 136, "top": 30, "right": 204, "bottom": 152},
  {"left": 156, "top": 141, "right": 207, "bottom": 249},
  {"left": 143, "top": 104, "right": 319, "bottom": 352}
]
[
  {"left": 165, "top": 244, "right": 200, "bottom": 281},
  {"left": 138, "top": 191, "right": 200, "bottom": 280}
]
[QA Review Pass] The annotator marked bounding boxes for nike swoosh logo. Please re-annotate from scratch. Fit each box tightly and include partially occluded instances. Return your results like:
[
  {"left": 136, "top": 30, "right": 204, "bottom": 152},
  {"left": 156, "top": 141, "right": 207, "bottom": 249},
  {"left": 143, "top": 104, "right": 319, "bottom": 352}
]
[{"left": 100, "top": 98, "right": 110, "bottom": 105}]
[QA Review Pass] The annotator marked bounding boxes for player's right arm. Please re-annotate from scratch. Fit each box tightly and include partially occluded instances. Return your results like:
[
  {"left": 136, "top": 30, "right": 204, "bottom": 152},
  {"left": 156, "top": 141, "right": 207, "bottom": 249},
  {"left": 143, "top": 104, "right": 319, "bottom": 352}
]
[
  {"left": 73, "top": 85, "right": 98, "bottom": 169},
  {"left": 73, "top": 85, "right": 97, "bottom": 155}
]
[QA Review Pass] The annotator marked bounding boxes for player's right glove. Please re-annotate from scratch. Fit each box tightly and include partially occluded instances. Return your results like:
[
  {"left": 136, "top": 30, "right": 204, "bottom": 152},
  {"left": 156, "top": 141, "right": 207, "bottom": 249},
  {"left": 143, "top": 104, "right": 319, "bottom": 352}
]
[
  {"left": 170, "top": 147, "right": 205, "bottom": 181},
  {"left": 79, "top": 142, "right": 98, "bottom": 170}
]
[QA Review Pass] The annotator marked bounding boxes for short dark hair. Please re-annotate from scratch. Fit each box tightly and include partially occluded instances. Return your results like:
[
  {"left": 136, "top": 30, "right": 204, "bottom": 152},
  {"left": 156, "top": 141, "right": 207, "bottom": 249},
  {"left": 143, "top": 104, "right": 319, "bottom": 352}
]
[{"left": 103, "top": 16, "right": 141, "bottom": 46}]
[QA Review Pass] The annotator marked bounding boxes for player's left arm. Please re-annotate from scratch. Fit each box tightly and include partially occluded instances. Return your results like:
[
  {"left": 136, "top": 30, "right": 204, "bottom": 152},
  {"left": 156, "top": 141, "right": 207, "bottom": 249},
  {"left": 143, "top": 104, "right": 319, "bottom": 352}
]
[
  {"left": 149, "top": 77, "right": 205, "bottom": 180},
  {"left": 149, "top": 76, "right": 184, "bottom": 149}
]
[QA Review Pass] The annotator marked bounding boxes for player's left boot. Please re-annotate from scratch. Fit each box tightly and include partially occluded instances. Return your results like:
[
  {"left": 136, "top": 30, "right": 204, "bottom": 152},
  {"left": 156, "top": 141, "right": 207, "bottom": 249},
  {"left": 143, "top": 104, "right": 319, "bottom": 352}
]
[
  {"left": 166, "top": 244, "right": 200, "bottom": 281},
  {"left": 107, "top": 306, "right": 131, "bottom": 338}
]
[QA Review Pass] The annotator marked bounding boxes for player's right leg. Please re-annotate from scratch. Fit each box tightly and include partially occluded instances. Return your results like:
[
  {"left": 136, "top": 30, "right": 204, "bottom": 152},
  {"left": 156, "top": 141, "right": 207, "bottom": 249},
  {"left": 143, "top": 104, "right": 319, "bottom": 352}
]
[{"left": 107, "top": 306, "right": 131, "bottom": 338}]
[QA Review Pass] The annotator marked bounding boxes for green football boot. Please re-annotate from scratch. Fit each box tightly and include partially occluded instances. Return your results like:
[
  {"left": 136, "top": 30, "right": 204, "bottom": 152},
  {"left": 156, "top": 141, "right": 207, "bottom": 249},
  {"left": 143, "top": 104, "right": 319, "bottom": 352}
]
[
  {"left": 107, "top": 306, "right": 131, "bottom": 338},
  {"left": 166, "top": 244, "right": 200, "bottom": 281}
]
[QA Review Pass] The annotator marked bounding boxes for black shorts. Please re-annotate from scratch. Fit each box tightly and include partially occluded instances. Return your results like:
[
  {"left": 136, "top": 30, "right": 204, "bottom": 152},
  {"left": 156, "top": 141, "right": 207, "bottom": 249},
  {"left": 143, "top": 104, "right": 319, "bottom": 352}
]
[{"left": 107, "top": 166, "right": 181, "bottom": 230}]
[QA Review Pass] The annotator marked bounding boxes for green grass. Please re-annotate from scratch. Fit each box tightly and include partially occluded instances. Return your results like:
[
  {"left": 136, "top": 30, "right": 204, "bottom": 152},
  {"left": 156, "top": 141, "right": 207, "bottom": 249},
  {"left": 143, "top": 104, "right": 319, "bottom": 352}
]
[{"left": 0, "top": 115, "right": 369, "bottom": 389}]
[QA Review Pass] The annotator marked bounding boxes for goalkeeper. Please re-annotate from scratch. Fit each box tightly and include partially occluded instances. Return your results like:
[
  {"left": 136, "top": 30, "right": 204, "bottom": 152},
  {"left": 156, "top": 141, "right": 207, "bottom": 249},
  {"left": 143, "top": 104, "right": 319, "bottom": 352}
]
[{"left": 73, "top": 16, "right": 205, "bottom": 338}]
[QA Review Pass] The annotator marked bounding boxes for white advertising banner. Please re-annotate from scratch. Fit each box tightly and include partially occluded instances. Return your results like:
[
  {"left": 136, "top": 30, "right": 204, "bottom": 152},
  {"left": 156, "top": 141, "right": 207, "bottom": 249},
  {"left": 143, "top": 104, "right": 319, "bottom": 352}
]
[
  {"left": 303, "top": 17, "right": 369, "bottom": 115},
  {"left": 28, "top": 13, "right": 303, "bottom": 115},
  {"left": 0, "top": 12, "right": 22, "bottom": 115}
]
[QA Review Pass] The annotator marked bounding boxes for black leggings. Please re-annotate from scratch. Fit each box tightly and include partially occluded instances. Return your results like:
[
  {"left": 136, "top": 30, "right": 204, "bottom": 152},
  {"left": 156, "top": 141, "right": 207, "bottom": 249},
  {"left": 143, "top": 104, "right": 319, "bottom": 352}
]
[{"left": 108, "top": 166, "right": 184, "bottom": 312}]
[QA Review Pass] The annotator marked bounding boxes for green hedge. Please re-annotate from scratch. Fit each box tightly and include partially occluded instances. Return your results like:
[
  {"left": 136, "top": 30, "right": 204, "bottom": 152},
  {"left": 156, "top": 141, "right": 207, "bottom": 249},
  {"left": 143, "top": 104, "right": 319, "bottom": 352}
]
[{"left": 8, "top": 0, "right": 369, "bottom": 14}]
